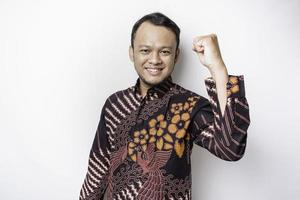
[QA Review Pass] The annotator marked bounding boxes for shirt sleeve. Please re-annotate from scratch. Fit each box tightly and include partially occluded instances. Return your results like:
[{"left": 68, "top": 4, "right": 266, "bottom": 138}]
[
  {"left": 79, "top": 101, "right": 111, "bottom": 200},
  {"left": 188, "top": 75, "right": 250, "bottom": 161}
]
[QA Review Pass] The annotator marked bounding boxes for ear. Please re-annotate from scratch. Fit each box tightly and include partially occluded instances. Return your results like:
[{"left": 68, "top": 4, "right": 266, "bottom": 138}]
[
  {"left": 129, "top": 45, "right": 134, "bottom": 62},
  {"left": 174, "top": 48, "right": 180, "bottom": 64}
]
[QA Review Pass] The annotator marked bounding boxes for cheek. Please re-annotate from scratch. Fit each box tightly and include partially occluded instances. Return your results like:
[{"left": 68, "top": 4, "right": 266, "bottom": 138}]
[
  {"left": 134, "top": 54, "right": 148, "bottom": 64},
  {"left": 163, "top": 56, "right": 176, "bottom": 65}
]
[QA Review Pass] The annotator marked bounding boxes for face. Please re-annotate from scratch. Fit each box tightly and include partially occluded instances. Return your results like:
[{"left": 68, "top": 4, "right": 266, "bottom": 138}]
[{"left": 129, "top": 21, "right": 180, "bottom": 90}]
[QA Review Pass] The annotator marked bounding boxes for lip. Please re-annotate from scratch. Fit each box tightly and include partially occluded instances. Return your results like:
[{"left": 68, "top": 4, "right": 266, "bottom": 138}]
[{"left": 145, "top": 67, "right": 163, "bottom": 76}]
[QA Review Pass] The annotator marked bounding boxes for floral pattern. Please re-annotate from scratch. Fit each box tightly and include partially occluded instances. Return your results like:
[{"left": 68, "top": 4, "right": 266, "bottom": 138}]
[
  {"left": 80, "top": 75, "right": 249, "bottom": 200},
  {"left": 170, "top": 103, "right": 183, "bottom": 114},
  {"left": 127, "top": 96, "right": 200, "bottom": 161},
  {"left": 168, "top": 112, "right": 191, "bottom": 157},
  {"left": 128, "top": 129, "right": 148, "bottom": 161},
  {"left": 227, "top": 76, "right": 240, "bottom": 96},
  {"left": 148, "top": 114, "right": 174, "bottom": 151}
]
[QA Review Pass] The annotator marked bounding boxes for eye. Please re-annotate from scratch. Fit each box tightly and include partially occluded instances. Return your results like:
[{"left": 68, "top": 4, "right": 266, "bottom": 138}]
[
  {"left": 161, "top": 50, "right": 171, "bottom": 55},
  {"left": 140, "top": 49, "right": 149, "bottom": 53}
]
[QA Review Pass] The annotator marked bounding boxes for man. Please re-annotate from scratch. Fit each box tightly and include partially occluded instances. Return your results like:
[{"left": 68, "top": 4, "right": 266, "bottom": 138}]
[{"left": 79, "top": 12, "right": 250, "bottom": 200}]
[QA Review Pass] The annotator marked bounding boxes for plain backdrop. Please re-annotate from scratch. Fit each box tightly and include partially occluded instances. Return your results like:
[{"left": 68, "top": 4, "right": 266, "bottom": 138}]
[{"left": 1, "top": 0, "right": 300, "bottom": 199}]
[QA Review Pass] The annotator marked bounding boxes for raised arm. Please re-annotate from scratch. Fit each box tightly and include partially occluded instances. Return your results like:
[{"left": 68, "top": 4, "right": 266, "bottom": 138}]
[
  {"left": 189, "top": 75, "right": 250, "bottom": 161},
  {"left": 190, "top": 34, "right": 250, "bottom": 161}
]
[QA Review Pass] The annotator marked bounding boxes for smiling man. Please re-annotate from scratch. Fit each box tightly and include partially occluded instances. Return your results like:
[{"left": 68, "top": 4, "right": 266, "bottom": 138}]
[{"left": 79, "top": 12, "right": 250, "bottom": 200}]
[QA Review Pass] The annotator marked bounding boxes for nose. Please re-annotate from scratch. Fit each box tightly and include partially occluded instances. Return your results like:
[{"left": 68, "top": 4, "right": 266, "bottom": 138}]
[{"left": 148, "top": 52, "right": 162, "bottom": 65}]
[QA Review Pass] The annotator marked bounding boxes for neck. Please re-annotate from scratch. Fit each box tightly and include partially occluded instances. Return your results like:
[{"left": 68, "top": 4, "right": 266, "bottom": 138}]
[{"left": 139, "top": 81, "right": 151, "bottom": 98}]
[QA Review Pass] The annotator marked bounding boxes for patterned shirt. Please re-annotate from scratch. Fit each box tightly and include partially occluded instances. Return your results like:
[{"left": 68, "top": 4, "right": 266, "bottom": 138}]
[{"left": 79, "top": 75, "right": 250, "bottom": 200}]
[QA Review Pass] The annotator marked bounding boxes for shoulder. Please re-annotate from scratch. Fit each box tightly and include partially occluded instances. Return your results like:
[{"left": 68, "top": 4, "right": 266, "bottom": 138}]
[
  {"left": 102, "top": 86, "right": 135, "bottom": 108},
  {"left": 172, "top": 83, "right": 208, "bottom": 103},
  {"left": 171, "top": 83, "right": 211, "bottom": 115}
]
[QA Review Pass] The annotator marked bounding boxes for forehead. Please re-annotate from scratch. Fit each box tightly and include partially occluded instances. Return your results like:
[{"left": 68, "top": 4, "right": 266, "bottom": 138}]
[{"left": 134, "top": 21, "right": 177, "bottom": 48}]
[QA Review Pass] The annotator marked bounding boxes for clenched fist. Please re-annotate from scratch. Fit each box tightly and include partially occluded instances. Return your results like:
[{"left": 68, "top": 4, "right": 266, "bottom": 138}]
[{"left": 192, "top": 34, "right": 225, "bottom": 72}]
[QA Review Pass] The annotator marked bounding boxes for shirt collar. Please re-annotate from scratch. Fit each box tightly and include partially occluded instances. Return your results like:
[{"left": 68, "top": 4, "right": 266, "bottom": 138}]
[{"left": 133, "top": 75, "right": 174, "bottom": 100}]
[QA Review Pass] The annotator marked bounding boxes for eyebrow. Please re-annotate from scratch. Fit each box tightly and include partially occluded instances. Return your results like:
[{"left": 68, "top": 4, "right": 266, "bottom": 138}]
[{"left": 138, "top": 45, "right": 173, "bottom": 49}]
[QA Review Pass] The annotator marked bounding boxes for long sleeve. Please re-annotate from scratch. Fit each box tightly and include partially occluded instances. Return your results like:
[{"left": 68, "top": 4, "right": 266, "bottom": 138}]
[
  {"left": 189, "top": 75, "right": 250, "bottom": 161},
  {"left": 79, "top": 101, "right": 111, "bottom": 199}
]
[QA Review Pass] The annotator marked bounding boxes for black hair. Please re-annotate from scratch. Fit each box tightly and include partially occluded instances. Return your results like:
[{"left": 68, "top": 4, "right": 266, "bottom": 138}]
[{"left": 130, "top": 12, "right": 180, "bottom": 50}]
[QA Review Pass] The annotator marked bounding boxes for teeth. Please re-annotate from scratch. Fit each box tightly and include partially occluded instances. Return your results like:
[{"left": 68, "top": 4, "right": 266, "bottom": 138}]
[
  {"left": 148, "top": 69, "right": 158, "bottom": 72},
  {"left": 146, "top": 68, "right": 162, "bottom": 71}
]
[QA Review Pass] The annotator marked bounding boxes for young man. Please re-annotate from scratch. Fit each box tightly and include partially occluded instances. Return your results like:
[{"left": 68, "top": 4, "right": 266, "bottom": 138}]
[{"left": 79, "top": 12, "right": 250, "bottom": 200}]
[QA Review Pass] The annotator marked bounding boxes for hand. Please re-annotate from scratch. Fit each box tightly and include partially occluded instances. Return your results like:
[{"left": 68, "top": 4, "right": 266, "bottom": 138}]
[{"left": 192, "top": 34, "right": 225, "bottom": 72}]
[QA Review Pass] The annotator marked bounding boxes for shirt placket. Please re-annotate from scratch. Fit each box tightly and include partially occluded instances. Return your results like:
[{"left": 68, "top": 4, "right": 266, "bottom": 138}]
[{"left": 130, "top": 92, "right": 151, "bottom": 153}]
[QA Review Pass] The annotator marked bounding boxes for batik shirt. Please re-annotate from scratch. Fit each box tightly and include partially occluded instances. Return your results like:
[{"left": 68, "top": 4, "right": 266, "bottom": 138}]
[{"left": 79, "top": 75, "right": 250, "bottom": 200}]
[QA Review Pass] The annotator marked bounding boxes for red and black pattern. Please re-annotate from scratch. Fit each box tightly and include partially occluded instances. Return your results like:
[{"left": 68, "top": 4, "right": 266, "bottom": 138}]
[{"left": 79, "top": 75, "right": 250, "bottom": 200}]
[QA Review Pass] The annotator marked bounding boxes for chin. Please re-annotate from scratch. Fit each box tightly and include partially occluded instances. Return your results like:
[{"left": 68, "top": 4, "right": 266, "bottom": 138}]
[{"left": 144, "top": 76, "right": 167, "bottom": 86}]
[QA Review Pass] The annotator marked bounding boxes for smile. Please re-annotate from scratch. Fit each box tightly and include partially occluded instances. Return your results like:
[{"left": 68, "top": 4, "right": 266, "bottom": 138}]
[{"left": 145, "top": 67, "right": 163, "bottom": 75}]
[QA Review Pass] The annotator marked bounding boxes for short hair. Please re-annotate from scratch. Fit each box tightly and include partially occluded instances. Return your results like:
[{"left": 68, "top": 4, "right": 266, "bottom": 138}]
[{"left": 131, "top": 12, "right": 180, "bottom": 50}]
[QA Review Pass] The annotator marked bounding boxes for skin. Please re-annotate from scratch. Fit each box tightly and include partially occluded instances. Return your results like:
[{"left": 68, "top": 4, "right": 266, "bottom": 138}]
[
  {"left": 129, "top": 21, "right": 229, "bottom": 115},
  {"left": 129, "top": 21, "right": 180, "bottom": 97},
  {"left": 192, "top": 34, "right": 229, "bottom": 115}
]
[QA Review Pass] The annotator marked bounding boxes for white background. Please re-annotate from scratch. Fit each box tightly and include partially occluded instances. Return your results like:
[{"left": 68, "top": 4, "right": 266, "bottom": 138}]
[{"left": 1, "top": 0, "right": 299, "bottom": 199}]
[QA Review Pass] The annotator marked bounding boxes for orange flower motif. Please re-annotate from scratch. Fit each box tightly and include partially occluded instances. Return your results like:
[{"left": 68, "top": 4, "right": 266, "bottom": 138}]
[
  {"left": 230, "top": 85, "right": 239, "bottom": 93},
  {"left": 128, "top": 129, "right": 149, "bottom": 162},
  {"left": 167, "top": 112, "right": 191, "bottom": 158},
  {"left": 174, "top": 140, "right": 185, "bottom": 158},
  {"left": 170, "top": 103, "right": 183, "bottom": 114},
  {"left": 229, "top": 76, "right": 238, "bottom": 85},
  {"left": 175, "top": 132, "right": 191, "bottom": 158},
  {"left": 182, "top": 96, "right": 199, "bottom": 113},
  {"left": 168, "top": 113, "right": 190, "bottom": 139},
  {"left": 148, "top": 114, "right": 173, "bottom": 151},
  {"left": 227, "top": 77, "right": 240, "bottom": 96},
  {"left": 156, "top": 133, "right": 174, "bottom": 151},
  {"left": 149, "top": 114, "right": 167, "bottom": 137}
]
